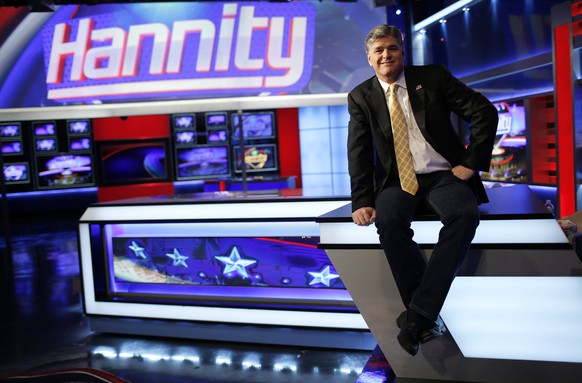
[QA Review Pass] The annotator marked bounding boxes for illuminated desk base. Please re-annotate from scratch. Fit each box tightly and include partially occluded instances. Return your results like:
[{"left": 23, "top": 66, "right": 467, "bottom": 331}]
[{"left": 318, "top": 185, "right": 582, "bottom": 382}]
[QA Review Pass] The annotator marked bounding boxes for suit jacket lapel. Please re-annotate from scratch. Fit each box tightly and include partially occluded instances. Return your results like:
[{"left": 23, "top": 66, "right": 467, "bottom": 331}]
[
  {"left": 365, "top": 77, "right": 392, "bottom": 139},
  {"left": 405, "top": 71, "right": 426, "bottom": 133}
]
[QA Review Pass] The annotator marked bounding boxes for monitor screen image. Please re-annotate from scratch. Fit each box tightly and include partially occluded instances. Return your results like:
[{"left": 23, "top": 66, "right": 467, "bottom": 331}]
[
  {"left": 35, "top": 154, "right": 94, "bottom": 189},
  {"left": 0, "top": 123, "right": 21, "bottom": 138},
  {"left": 176, "top": 145, "right": 230, "bottom": 180},
  {"left": 172, "top": 114, "right": 195, "bottom": 129},
  {"left": 233, "top": 144, "right": 278, "bottom": 174},
  {"left": 98, "top": 141, "right": 170, "bottom": 185},
  {"left": 67, "top": 119, "right": 91, "bottom": 135},
  {"left": 33, "top": 121, "right": 56, "bottom": 136},
  {"left": 207, "top": 129, "right": 228, "bottom": 143},
  {"left": 174, "top": 130, "right": 197, "bottom": 145},
  {"left": 69, "top": 137, "right": 91, "bottom": 151},
  {"left": 3, "top": 162, "right": 30, "bottom": 184},
  {"left": 231, "top": 112, "right": 276, "bottom": 141},
  {"left": 205, "top": 112, "right": 228, "bottom": 129},
  {"left": 480, "top": 101, "right": 528, "bottom": 184},
  {"left": 1, "top": 140, "right": 23, "bottom": 155},
  {"left": 35, "top": 138, "right": 58, "bottom": 152}
]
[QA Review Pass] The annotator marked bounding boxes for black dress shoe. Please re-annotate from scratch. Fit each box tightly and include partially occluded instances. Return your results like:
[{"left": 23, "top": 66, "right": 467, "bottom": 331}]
[
  {"left": 396, "top": 309, "right": 446, "bottom": 355},
  {"left": 396, "top": 311, "right": 420, "bottom": 356},
  {"left": 396, "top": 311, "right": 446, "bottom": 344}
]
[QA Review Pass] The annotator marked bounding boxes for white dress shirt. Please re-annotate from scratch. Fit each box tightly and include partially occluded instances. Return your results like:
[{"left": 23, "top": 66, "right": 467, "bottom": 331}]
[{"left": 379, "top": 75, "right": 451, "bottom": 174}]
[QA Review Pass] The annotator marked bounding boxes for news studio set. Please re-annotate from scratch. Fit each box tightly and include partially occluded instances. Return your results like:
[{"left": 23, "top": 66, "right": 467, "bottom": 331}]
[{"left": 1, "top": 1, "right": 582, "bottom": 383}]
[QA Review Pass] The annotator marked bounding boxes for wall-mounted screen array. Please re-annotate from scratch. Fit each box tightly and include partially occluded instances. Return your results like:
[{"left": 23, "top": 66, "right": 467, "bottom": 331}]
[{"left": 170, "top": 110, "right": 279, "bottom": 181}]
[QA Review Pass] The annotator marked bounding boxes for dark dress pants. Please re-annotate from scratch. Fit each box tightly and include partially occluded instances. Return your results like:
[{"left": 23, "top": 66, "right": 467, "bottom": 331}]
[{"left": 374, "top": 171, "right": 480, "bottom": 322}]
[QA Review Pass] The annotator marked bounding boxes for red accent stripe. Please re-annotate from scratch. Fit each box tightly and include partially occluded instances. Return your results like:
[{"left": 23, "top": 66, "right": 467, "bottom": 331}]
[
  {"left": 554, "top": 24, "right": 575, "bottom": 218},
  {"left": 573, "top": 1, "right": 582, "bottom": 17},
  {"left": 276, "top": 108, "right": 301, "bottom": 187},
  {"left": 256, "top": 237, "right": 318, "bottom": 249},
  {"left": 93, "top": 114, "right": 170, "bottom": 141},
  {"left": 98, "top": 182, "right": 175, "bottom": 202}
]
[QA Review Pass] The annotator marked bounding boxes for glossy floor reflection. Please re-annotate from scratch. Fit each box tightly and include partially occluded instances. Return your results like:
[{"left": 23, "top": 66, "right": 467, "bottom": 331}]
[{"left": 0, "top": 212, "right": 393, "bottom": 383}]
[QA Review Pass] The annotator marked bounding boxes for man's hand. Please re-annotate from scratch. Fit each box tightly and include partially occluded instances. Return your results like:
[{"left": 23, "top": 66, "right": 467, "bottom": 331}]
[
  {"left": 452, "top": 165, "right": 475, "bottom": 181},
  {"left": 352, "top": 207, "right": 376, "bottom": 226}
]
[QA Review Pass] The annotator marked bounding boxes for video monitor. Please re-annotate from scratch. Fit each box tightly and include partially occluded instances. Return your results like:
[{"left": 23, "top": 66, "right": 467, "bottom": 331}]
[
  {"left": 98, "top": 140, "right": 171, "bottom": 185},
  {"left": 478, "top": 101, "right": 528, "bottom": 184},
  {"left": 3, "top": 162, "right": 30, "bottom": 184},
  {"left": 35, "top": 153, "right": 94, "bottom": 189},
  {"left": 1, "top": 140, "right": 23, "bottom": 155},
  {"left": 176, "top": 145, "right": 230, "bottom": 180},
  {"left": 172, "top": 114, "right": 195, "bottom": 129},
  {"left": 233, "top": 144, "right": 278, "bottom": 174},
  {"left": 34, "top": 138, "right": 58, "bottom": 152},
  {"left": 231, "top": 111, "right": 276, "bottom": 141},
  {"left": 174, "top": 130, "right": 197, "bottom": 146},
  {"left": 207, "top": 129, "right": 228, "bottom": 143},
  {"left": 69, "top": 137, "right": 91, "bottom": 151},
  {"left": 67, "top": 119, "right": 91, "bottom": 135},
  {"left": 205, "top": 112, "right": 228, "bottom": 129},
  {"left": 32, "top": 121, "right": 56, "bottom": 136},
  {"left": 0, "top": 122, "right": 21, "bottom": 138}
]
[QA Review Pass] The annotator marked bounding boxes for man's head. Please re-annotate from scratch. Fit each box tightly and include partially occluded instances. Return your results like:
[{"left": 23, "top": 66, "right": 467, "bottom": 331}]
[{"left": 365, "top": 24, "right": 405, "bottom": 84}]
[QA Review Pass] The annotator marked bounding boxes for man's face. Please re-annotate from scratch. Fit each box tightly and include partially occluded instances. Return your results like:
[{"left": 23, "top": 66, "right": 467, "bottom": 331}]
[{"left": 367, "top": 36, "right": 404, "bottom": 83}]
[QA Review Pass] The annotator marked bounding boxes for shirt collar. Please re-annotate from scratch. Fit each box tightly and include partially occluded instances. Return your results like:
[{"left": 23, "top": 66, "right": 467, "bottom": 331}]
[{"left": 378, "top": 72, "right": 406, "bottom": 94}]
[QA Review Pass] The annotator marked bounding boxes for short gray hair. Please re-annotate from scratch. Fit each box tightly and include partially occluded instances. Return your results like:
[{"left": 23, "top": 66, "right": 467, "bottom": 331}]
[{"left": 365, "top": 24, "right": 404, "bottom": 53}]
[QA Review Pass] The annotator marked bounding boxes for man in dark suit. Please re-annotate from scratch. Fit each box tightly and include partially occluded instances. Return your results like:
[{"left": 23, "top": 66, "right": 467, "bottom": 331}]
[{"left": 348, "top": 24, "right": 498, "bottom": 356}]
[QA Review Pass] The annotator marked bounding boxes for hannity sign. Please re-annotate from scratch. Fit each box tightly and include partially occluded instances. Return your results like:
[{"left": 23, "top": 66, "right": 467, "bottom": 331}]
[{"left": 42, "top": 2, "right": 315, "bottom": 102}]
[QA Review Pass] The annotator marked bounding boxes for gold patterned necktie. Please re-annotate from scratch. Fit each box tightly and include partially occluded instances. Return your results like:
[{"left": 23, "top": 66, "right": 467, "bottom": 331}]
[{"left": 388, "top": 83, "right": 419, "bottom": 195}]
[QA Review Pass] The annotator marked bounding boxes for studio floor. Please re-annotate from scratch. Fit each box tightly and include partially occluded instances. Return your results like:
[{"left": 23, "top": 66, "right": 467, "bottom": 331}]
[{"left": 0, "top": 211, "right": 397, "bottom": 383}]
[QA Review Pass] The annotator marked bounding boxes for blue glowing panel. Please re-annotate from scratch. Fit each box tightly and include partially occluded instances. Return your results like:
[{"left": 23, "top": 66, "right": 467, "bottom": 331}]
[{"left": 111, "top": 236, "right": 344, "bottom": 289}]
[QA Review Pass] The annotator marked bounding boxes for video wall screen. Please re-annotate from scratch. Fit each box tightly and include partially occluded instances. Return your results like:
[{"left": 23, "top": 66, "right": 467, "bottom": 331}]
[
  {"left": 231, "top": 111, "right": 276, "bottom": 141},
  {"left": 233, "top": 144, "right": 279, "bottom": 174},
  {"left": 35, "top": 153, "right": 94, "bottom": 189},
  {"left": 480, "top": 101, "right": 528, "bottom": 184},
  {"left": 0, "top": 122, "right": 21, "bottom": 138},
  {"left": 176, "top": 145, "right": 230, "bottom": 180},
  {"left": 3, "top": 162, "right": 30, "bottom": 185},
  {"left": 97, "top": 140, "right": 171, "bottom": 186}
]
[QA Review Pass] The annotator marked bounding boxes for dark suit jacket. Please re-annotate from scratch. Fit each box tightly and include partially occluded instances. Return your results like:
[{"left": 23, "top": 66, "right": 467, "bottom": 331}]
[{"left": 347, "top": 64, "right": 498, "bottom": 212}]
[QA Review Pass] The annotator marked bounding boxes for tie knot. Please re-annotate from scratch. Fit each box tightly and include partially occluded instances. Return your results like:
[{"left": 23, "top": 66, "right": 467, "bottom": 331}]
[{"left": 391, "top": 83, "right": 399, "bottom": 94}]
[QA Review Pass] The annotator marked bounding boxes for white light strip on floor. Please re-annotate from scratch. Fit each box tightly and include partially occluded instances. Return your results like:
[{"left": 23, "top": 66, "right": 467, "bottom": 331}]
[{"left": 442, "top": 276, "right": 582, "bottom": 363}]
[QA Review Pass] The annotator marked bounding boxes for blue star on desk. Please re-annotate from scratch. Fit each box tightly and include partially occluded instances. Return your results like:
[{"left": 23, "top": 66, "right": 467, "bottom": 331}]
[
  {"left": 308, "top": 265, "right": 340, "bottom": 287},
  {"left": 215, "top": 246, "right": 257, "bottom": 279},
  {"left": 166, "top": 248, "right": 189, "bottom": 267},
  {"left": 128, "top": 241, "right": 147, "bottom": 259}
]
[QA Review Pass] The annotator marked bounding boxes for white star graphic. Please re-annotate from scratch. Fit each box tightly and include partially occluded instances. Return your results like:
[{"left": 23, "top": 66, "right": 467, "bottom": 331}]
[
  {"left": 129, "top": 241, "right": 147, "bottom": 259},
  {"left": 308, "top": 265, "right": 340, "bottom": 287},
  {"left": 215, "top": 246, "right": 257, "bottom": 279},
  {"left": 166, "top": 248, "right": 189, "bottom": 267}
]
